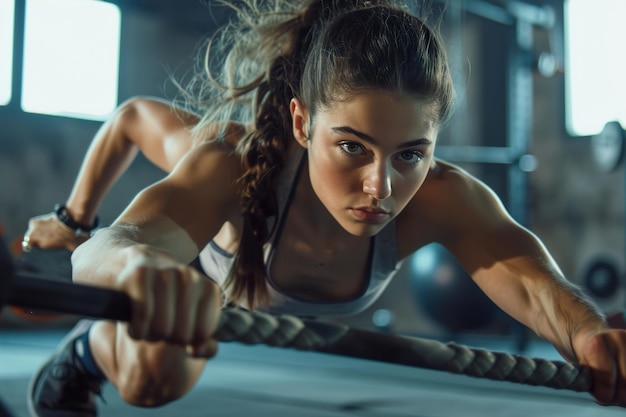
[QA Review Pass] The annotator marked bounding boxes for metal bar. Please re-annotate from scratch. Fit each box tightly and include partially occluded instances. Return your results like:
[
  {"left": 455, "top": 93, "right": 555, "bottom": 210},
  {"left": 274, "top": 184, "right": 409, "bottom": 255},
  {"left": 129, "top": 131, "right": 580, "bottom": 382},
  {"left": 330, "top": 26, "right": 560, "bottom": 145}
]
[
  {"left": 506, "top": 19, "right": 534, "bottom": 225},
  {"left": 444, "top": 0, "right": 553, "bottom": 28},
  {"left": 435, "top": 145, "right": 519, "bottom": 165},
  {"left": 9, "top": 0, "right": 25, "bottom": 110},
  {"left": 461, "top": 0, "right": 513, "bottom": 25},
  {"left": 506, "top": 1, "right": 555, "bottom": 28}
]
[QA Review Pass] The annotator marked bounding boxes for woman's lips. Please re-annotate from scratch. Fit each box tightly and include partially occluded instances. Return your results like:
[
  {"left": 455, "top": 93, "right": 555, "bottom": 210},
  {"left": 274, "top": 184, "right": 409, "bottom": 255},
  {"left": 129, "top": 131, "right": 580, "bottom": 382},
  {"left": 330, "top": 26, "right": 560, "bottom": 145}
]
[{"left": 351, "top": 207, "right": 390, "bottom": 223}]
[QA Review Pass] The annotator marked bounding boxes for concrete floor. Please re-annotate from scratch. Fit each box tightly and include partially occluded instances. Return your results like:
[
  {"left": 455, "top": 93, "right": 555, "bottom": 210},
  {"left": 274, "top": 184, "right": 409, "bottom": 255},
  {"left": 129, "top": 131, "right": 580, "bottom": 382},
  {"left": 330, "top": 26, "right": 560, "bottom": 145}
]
[{"left": 1, "top": 327, "right": 624, "bottom": 417}]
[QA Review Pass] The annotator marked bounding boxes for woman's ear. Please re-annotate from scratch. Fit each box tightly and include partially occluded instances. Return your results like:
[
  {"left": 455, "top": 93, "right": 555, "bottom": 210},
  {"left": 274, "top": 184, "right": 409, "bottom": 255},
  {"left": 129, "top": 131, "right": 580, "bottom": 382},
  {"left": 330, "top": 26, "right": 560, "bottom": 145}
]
[{"left": 290, "top": 98, "right": 309, "bottom": 148}]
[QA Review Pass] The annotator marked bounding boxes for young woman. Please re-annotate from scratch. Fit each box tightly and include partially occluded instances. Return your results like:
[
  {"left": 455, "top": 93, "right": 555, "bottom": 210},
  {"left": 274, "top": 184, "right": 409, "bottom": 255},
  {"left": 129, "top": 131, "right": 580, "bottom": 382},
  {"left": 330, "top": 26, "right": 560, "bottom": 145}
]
[{"left": 25, "top": 0, "right": 626, "bottom": 415}]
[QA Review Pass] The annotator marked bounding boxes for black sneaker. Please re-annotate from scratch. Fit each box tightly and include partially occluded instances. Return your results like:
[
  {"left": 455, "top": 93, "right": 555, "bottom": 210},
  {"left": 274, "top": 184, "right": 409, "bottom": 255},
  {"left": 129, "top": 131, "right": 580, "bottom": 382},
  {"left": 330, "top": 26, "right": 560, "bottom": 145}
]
[{"left": 28, "top": 320, "right": 106, "bottom": 417}]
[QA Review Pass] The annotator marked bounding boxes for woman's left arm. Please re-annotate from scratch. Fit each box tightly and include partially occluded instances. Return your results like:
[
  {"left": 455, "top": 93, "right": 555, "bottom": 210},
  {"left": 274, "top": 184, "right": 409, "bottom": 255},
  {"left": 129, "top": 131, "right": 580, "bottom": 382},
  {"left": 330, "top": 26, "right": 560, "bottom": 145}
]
[
  {"left": 462, "top": 220, "right": 626, "bottom": 406},
  {"left": 450, "top": 209, "right": 604, "bottom": 361},
  {"left": 409, "top": 163, "right": 626, "bottom": 405}
]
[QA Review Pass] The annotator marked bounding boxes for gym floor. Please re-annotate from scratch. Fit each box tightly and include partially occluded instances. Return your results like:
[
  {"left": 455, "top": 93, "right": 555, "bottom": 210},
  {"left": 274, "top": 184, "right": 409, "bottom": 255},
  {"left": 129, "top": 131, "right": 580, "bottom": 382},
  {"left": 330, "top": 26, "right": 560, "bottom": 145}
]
[{"left": 1, "top": 326, "right": 625, "bottom": 417}]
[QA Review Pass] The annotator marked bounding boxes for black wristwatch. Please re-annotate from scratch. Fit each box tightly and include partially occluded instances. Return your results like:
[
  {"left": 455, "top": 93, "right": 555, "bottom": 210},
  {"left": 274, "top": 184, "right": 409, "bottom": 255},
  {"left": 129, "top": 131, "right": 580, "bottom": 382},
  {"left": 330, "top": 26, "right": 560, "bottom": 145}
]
[{"left": 54, "top": 204, "right": 99, "bottom": 237}]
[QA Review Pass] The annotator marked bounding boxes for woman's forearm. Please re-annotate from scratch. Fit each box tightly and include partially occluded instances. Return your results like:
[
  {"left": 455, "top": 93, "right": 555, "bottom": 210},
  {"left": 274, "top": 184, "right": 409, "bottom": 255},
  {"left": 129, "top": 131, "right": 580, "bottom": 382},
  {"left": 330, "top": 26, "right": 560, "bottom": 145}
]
[
  {"left": 71, "top": 224, "right": 142, "bottom": 288},
  {"left": 455, "top": 222, "right": 608, "bottom": 363},
  {"left": 72, "top": 215, "right": 200, "bottom": 288},
  {"left": 533, "top": 277, "right": 607, "bottom": 362},
  {"left": 65, "top": 101, "right": 142, "bottom": 226},
  {"left": 65, "top": 97, "right": 197, "bottom": 226}
]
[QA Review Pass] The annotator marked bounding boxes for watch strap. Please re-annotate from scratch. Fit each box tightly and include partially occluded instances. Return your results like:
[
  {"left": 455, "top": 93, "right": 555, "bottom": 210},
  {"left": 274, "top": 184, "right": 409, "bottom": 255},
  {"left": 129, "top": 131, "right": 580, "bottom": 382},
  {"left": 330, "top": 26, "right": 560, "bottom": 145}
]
[{"left": 54, "top": 204, "right": 99, "bottom": 237}]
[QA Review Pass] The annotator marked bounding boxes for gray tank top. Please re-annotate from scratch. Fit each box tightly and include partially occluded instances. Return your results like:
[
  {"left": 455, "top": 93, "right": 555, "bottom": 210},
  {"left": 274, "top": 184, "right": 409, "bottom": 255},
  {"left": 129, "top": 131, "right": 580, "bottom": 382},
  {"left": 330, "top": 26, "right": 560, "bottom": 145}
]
[{"left": 198, "top": 147, "right": 404, "bottom": 317}]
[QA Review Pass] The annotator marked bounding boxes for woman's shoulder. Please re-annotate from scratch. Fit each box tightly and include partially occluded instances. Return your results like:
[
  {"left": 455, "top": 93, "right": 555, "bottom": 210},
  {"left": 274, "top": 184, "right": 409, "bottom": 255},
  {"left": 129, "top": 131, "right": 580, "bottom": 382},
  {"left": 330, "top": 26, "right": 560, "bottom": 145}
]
[
  {"left": 170, "top": 122, "right": 249, "bottom": 185},
  {"left": 420, "top": 158, "right": 498, "bottom": 201},
  {"left": 194, "top": 121, "right": 249, "bottom": 148},
  {"left": 183, "top": 120, "right": 248, "bottom": 169},
  {"left": 396, "top": 158, "right": 509, "bottom": 256}
]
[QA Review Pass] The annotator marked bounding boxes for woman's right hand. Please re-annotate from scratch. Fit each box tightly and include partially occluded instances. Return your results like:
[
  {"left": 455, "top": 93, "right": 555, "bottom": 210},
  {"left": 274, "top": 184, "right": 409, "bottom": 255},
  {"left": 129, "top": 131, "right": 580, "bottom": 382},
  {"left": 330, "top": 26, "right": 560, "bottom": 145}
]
[
  {"left": 23, "top": 212, "right": 89, "bottom": 252},
  {"left": 114, "top": 245, "right": 223, "bottom": 358}
]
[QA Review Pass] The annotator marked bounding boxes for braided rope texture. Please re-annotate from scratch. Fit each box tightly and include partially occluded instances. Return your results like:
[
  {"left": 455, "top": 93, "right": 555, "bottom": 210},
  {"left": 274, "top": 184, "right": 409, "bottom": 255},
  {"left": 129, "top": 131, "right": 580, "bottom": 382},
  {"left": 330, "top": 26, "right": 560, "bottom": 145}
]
[
  {"left": 214, "top": 307, "right": 592, "bottom": 392},
  {"left": 440, "top": 343, "right": 591, "bottom": 392},
  {"left": 215, "top": 308, "right": 329, "bottom": 349}
]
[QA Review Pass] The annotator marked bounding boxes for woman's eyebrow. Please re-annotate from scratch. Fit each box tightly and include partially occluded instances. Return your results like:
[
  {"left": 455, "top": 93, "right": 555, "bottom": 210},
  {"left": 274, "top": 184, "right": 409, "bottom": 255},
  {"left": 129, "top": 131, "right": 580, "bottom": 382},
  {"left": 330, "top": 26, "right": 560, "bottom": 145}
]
[{"left": 331, "top": 126, "right": 432, "bottom": 148}]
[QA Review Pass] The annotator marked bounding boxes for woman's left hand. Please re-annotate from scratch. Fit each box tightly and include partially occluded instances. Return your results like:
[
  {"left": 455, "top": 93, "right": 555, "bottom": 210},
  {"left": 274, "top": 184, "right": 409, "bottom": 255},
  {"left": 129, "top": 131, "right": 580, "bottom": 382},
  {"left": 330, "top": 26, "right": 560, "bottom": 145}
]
[
  {"left": 23, "top": 212, "right": 89, "bottom": 252},
  {"left": 574, "top": 328, "right": 626, "bottom": 406}
]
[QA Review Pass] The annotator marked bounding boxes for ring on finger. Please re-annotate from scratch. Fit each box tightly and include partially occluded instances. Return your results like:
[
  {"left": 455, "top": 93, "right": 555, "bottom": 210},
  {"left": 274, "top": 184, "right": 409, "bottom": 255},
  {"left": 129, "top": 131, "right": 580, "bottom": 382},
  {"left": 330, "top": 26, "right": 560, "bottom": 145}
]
[{"left": 21, "top": 236, "right": 32, "bottom": 253}]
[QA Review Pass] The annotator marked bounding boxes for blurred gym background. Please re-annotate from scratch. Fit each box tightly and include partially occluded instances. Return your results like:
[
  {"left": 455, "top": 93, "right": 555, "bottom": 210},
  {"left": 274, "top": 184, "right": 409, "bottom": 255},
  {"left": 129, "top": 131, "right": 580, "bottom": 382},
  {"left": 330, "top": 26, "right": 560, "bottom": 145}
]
[{"left": 0, "top": 0, "right": 625, "bottom": 348}]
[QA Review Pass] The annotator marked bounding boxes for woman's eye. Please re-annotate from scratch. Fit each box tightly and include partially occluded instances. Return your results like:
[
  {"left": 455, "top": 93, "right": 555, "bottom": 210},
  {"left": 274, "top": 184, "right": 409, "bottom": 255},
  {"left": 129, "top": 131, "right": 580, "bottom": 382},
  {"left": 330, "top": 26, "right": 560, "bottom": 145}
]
[
  {"left": 397, "top": 150, "right": 424, "bottom": 164},
  {"left": 339, "top": 142, "right": 365, "bottom": 156}
]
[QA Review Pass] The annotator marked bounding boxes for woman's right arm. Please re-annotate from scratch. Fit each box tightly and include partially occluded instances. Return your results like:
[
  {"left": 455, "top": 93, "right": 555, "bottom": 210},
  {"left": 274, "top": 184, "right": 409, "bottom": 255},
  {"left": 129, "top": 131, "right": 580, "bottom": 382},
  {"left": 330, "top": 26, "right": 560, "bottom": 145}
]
[
  {"left": 72, "top": 137, "right": 242, "bottom": 349},
  {"left": 25, "top": 97, "right": 199, "bottom": 251}
]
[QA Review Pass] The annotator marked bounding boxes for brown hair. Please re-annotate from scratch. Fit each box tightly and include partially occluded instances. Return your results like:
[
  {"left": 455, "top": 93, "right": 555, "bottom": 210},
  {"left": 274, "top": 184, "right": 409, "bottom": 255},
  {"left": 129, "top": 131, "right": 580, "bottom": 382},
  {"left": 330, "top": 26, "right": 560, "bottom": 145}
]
[{"left": 184, "top": 0, "right": 454, "bottom": 308}]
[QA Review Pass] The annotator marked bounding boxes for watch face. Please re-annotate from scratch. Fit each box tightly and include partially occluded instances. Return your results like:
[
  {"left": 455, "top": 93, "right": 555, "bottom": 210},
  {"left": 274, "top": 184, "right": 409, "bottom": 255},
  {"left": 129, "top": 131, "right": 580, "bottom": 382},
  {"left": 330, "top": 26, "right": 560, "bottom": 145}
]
[{"left": 592, "top": 121, "right": 625, "bottom": 173}]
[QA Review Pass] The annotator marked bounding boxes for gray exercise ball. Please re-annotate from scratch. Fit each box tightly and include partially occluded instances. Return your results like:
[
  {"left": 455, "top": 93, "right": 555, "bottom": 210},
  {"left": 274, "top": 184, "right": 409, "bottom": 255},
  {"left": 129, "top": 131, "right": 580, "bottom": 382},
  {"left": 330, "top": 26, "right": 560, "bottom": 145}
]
[{"left": 409, "top": 243, "right": 497, "bottom": 333}]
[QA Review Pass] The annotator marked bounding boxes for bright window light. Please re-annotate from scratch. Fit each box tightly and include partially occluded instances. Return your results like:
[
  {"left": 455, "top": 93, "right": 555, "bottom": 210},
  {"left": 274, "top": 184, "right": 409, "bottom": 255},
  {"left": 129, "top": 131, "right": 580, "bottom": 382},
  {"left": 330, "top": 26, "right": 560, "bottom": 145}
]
[
  {"left": 21, "top": 0, "right": 121, "bottom": 120},
  {"left": 565, "top": 0, "right": 626, "bottom": 136},
  {"left": 0, "top": 0, "right": 14, "bottom": 106}
]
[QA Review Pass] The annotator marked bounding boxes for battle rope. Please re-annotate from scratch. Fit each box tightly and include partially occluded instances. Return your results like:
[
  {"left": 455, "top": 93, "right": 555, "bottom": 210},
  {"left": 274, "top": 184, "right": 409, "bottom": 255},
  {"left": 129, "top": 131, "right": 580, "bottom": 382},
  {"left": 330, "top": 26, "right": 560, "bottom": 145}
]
[
  {"left": 0, "top": 246, "right": 593, "bottom": 395},
  {"left": 215, "top": 308, "right": 592, "bottom": 392}
]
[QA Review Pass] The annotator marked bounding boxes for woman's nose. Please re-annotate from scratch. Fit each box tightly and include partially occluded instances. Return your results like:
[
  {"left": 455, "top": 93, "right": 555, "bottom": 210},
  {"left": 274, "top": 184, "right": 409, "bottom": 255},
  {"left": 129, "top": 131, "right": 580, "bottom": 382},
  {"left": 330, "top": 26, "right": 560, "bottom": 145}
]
[{"left": 362, "top": 162, "right": 392, "bottom": 200}]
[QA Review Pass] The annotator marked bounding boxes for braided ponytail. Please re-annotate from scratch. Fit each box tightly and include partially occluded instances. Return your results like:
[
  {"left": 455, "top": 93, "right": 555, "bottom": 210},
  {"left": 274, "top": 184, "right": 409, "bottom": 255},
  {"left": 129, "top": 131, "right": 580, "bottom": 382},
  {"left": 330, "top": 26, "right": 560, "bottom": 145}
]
[
  {"left": 227, "top": 56, "right": 297, "bottom": 307},
  {"left": 205, "top": 1, "right": 330, "bottom": 308}
]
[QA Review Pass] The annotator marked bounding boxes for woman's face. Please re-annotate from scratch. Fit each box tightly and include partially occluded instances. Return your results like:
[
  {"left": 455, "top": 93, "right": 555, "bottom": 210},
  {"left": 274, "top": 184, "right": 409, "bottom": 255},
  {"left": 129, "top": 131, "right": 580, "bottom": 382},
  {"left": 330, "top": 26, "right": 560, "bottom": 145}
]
[{"left": 291, "top": 90, "right": 439, "bottom": 237}]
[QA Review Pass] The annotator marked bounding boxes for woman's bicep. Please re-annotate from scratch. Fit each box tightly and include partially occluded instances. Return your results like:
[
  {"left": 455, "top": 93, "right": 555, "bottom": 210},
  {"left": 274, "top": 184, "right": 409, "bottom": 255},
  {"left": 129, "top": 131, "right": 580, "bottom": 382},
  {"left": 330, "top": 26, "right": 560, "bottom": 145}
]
[{"left": 124, "top": 97, "right": 246, "bottom": 173}]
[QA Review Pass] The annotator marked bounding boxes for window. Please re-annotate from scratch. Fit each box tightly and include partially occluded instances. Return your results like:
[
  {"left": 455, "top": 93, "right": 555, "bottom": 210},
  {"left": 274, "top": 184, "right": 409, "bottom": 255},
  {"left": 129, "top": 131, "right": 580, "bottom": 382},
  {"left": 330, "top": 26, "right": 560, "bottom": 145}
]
[
  {"left": 565, "top": 0, "right": 626, "bottom": 136},
  {"left": 21, "top": 0, "right": 121, "bottom": 120},
  {"left": 0, "top": 0, "right": 14, "bottom": 106}
]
